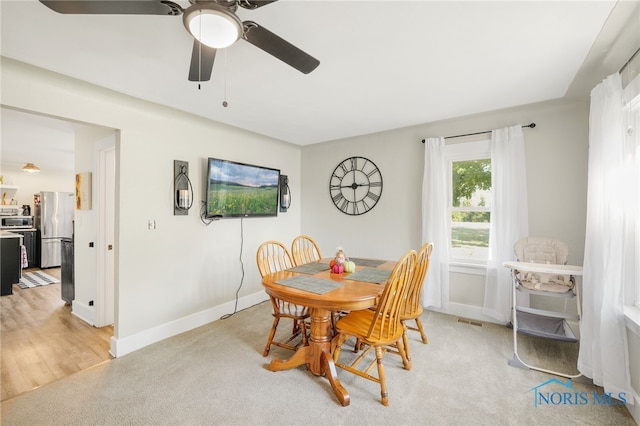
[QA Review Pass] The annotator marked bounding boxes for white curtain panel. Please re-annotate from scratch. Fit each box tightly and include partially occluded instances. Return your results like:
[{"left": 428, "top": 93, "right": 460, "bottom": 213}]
[
  {"left": 483, "top": 125, "right": 529, "bottom": 323},
  {"left": 421, "top": 137, "right": 449, "bottom": 308},
  {"left": 578, "top": 72, "right": 635, "bottom": 402}
]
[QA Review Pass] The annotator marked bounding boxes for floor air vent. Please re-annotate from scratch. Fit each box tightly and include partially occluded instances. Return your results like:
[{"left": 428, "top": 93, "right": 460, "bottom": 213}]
[{"left": 457, "top": 318, "right": 483, "bottom": 327}]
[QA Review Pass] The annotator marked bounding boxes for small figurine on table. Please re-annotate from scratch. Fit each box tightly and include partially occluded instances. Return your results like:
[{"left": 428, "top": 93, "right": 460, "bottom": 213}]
[
  {"left": 330, "top": 247, "right": 346, "bottom": 274},
  {"left": 329, "top": 247, "right": 356, "bottom": 274}
]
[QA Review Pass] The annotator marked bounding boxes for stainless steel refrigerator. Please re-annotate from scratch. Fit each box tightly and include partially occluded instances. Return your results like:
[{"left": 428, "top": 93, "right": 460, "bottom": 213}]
[{"left": 34, "top": 192, "right": 74, "bottom": 268}]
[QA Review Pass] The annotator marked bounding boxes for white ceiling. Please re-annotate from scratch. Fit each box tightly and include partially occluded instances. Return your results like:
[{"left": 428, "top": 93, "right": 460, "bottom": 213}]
[
  {"left": 0, "top": 0, "right": 629, "bottom": 172},
  {"left": 1, "top": 108, "right": 78, "bottom": 173}
]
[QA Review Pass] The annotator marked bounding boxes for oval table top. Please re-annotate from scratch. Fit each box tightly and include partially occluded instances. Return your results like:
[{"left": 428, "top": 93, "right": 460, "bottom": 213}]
[{"left": 261, "top": 259, "right": 396, "bottom": 311}]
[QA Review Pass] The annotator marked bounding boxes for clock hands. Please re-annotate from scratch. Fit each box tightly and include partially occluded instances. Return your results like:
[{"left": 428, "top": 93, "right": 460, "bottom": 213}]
[{"left": 340, "top": 182, "right": 369, "bottom": 189}]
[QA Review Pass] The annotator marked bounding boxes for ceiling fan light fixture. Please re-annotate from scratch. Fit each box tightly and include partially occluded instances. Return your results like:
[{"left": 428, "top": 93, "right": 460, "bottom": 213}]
[
  {"left": 22, "top": 163, "right": 40, "bottom": 175},
  {"left": 183, "top": 4, "right": 242, "bottom": 49}
]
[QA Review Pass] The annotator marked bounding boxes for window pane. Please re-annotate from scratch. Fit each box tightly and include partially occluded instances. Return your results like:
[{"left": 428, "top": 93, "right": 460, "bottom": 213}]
[
  {"left": 451, "top": 212, "right": 490, "bottom": 261},
  {"left": 451, "top": 159, "right": 491, "bottom": 261},
  {"left": 451, "top": 159, "right": 491, "bottom": 208}
]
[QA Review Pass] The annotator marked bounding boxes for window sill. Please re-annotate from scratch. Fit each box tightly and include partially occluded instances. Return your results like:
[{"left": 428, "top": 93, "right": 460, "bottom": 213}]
[
  {"left": 449, "top": 262, "right": 487, "bottom": 276},
  {"left": 624, "top": 305, "right": 640, "bottom": 338}
]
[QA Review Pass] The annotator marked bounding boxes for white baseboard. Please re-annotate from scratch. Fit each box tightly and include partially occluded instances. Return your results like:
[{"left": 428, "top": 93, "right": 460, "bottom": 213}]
[
  {"left": 110, "top": 291, "right": 269, "bottom": 358},
  {"left": 427, "top": 302, "right": 506, "bottom": 325},
  {"left": 71, "top": 300, "right": 95, "bottom": 326}
]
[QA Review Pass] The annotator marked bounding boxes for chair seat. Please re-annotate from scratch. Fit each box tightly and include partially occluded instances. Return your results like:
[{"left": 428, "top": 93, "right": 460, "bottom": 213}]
[
  {"left": 400, "top": 304, "right": 423, "bottom": 321},
  {"left": 336, "top": 309, "right": 404, "bottom": 345},
  {"left": 278, "top": 304, "right": 309, "bottom": 318}
]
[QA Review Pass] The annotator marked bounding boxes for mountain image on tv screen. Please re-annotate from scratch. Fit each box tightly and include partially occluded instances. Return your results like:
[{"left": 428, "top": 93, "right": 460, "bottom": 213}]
[{"left": 206, "top": 158, "right": 280, "bottom": 218}]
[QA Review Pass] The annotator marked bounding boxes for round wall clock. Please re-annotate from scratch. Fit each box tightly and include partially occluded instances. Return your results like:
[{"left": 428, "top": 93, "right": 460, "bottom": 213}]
[{"left": 329, "top": 156, "right": 383, "bottom": 215}]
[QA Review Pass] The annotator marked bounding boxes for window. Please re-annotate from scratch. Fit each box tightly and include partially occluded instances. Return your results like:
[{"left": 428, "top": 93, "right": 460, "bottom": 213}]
[
  {"left": 446, "top": 140, "right": 491, "bottom": 264},
  {"left": 622, "top": 75, "right": 640, "bottom": 307}
]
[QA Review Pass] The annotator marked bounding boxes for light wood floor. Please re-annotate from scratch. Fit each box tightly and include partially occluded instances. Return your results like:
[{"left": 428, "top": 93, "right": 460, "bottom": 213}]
[{"left": 0, "top": 268, "right": 113, "bottom": 401}]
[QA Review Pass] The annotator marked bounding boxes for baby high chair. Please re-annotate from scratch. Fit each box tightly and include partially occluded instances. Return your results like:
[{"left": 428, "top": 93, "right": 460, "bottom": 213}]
[{"left": 504, "top": 237, "right": 583, "bottom": 378}]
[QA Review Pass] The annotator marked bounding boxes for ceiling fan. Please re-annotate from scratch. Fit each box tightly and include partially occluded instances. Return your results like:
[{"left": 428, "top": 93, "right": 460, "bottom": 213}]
[{"left": 39, "top": 0, "right": 320, "bottom": 82}]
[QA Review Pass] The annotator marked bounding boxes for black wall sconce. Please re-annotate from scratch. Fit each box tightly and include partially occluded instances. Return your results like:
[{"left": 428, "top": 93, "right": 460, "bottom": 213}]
[
  {"left": 279, "top": 174, "right": 291, "bottom": 213},
  {"left": 174, "top": 160, "right": 193, "bottom": 215}
]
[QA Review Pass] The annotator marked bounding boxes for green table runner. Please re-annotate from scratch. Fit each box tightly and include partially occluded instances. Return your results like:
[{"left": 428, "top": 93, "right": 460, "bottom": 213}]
[
  {"left": 348, "top": 258, "right": 387, "bottom": 268},
  {"left": 287, "top": 262, "right": 330, "bottom": 274},
  {"left": 346, "top": 268, "right": 391, "bottom": 284},
  {"left": 275, "top": 276, "right": 344, "bottom": 295}
]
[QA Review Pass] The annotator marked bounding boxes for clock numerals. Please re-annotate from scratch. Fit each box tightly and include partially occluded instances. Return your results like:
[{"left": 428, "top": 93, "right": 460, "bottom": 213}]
[
  {"left": 330, "top": 156, "right": 383, "bottom": 216},
  {"left": 366, "top": 191, "right": 379, "bottom": 202},
  {"left": 350, "top": 157, "right": 358, "bottom": 171},
  {"left": 332, "top": 192, "right": 344, "bottom": 205},
  {"left": 332, "top": 192, "right": 349, "bottom": 212},
  {"left": 365, "top": 168, "right": 378, "bottom": 179}
]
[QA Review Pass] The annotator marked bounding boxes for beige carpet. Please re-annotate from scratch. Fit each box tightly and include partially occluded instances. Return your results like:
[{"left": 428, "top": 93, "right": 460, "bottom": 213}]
[{"left": 1, "top": 301, "right": 635, "bottom": 425}]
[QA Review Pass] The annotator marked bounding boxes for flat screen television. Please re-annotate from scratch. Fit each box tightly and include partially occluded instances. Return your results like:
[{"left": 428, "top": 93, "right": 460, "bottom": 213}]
[{"left": 206, "top": 157, "right": 280, "bottom": 218}]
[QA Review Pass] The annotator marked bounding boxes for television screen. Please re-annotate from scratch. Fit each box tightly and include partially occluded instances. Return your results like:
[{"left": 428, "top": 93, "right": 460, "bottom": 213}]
[{"left": 206, "top": 158, "right": 280, "bottom": 218}]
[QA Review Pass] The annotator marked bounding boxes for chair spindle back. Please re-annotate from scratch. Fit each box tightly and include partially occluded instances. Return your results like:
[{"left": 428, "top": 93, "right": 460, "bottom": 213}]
[
  {"left": 291, "top": 235, "right": 322, "bottom": 266},
  {"left": 401, "top": 242, "right": 434, "bottom": 317},
  {"left": 256, "top": 240, "right": 294, "bottom": 277},
  {"left": 366, "top": 249, "right": 417, "bottom": 340}
]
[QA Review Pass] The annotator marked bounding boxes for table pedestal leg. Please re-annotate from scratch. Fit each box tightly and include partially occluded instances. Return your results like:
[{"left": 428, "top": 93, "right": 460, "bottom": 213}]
[
  {"left": 320, "top": 348, "right": 350, "bottom": 406},
  {"left": 267, "top": 307, "right": 350, "bottom": 406},
  {"left": 267, "top": 345, "right": 310, "bottom": 371}
]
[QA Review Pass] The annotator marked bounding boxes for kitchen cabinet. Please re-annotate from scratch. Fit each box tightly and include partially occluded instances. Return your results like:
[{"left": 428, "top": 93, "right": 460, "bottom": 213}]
[
  {"left": 12, "top": 230, "right": 37, "bottom": 269},
  {"left": 61, "top": 238, "right": 74, "bottom": 304},
  {"left": 1, "top": 233, "right": 21, "bottom": 296}
]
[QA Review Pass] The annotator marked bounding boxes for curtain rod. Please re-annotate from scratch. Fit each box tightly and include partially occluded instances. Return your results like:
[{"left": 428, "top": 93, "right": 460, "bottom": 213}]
[
  {"left": 619, "top": 47, "right": 640, "bottom": 74},
  {"left": 421, "top": 122, "right": 536, "bottom": 143}
]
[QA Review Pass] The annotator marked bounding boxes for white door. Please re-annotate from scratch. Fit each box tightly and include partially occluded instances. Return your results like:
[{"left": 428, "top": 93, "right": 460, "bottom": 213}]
[{"left": 96, "top": 136, "right": 115, "bottom": 327}]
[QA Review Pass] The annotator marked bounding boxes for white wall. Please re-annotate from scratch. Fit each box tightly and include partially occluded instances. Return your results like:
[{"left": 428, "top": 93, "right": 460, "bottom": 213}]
[
  {"left": 2, "top": 57, "right": 302, "bottom": 356},
  {"left": 302, "top": 98, "right": 589, "bottom": 321}
]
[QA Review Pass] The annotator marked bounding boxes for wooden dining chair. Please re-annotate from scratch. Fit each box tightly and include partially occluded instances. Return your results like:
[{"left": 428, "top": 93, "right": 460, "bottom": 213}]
[
  {"left": 256, "top": 240, "right": 310, "bottom": 357},
  {"left": 399, "top": 241, "right": 434, "bottom": 362},
  {"left": 331, "top": 249, "right": 417, "bottom": 406},
  {"left": 291, "top": 234, "right": 322, "bottom": 266},
  {"left": 368, "top": 242, "right": 434, "bottom": 368}
]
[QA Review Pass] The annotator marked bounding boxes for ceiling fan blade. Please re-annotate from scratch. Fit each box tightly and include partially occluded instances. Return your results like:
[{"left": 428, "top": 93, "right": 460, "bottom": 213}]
[
  {"left": 188, "top": 40, "right": 217, "bottom": 82},
  {"left": 238, "top": 0, "right": 278, "bottom": 10},
  {"left": 242, "top": 21, "right": 319, "bottom": 74},
  {"left": 39, "top": 1, "right": 182, "bottom": 15}
]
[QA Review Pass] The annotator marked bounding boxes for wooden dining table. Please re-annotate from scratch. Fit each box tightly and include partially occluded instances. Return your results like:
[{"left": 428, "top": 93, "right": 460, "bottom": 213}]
[{"left": 261, "top": 258, "right": 396, "bottom": 406}]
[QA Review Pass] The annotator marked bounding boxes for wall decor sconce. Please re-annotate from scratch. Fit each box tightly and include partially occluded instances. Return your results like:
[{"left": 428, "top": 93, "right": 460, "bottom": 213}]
[
  {"left": 279, "top": 174, "right": 291, "bottom": 213},
  {"left": 22, "top": 163, "right": 40, "bottom": 175},
  {"left": 174, "top": 160, "right": 193, "bottom": 216}
]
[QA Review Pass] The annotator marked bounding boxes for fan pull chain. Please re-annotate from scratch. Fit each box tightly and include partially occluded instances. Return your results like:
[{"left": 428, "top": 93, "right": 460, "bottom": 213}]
[{"left": 222, "top": 48, "right": 228, "bottom": 107}]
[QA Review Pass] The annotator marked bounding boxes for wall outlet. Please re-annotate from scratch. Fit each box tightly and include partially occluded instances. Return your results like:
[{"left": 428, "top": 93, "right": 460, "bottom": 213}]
[
  {"left": 148, "top": 219, "right": 156, "bottom": 229},
  {"left": 89, "top": 300, "right": 94, "bottom": 306}
]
